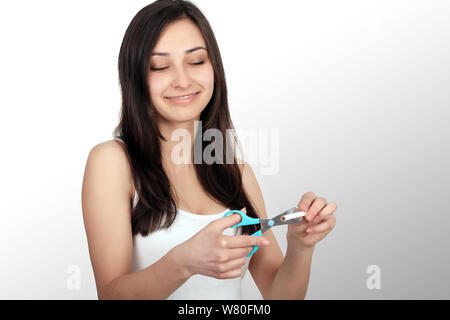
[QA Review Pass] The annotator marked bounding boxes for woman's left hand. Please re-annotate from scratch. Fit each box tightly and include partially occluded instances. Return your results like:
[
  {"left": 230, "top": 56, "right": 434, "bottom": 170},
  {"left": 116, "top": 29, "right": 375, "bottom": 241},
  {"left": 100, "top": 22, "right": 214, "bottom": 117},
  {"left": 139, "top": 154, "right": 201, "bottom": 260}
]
[{"left": 287, "top": 192, "right": 337, "bottom": 250}]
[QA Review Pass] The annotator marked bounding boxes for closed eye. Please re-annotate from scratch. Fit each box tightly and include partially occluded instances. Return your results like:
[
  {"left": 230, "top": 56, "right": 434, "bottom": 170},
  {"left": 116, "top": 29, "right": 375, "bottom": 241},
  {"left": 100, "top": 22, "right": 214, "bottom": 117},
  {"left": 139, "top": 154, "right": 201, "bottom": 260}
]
[
  {"left": 150, "top": 66, "right": 168, "bottom": 71},
  {"left": 150, "top": 61, "right": 205, "bottom": 71}
]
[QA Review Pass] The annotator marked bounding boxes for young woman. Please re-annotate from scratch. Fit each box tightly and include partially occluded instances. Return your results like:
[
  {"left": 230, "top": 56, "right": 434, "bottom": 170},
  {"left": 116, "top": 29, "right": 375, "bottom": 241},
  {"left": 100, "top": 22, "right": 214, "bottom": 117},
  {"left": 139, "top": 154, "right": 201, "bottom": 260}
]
[{"left": 81, "top": 0, "right": 337, "bottom": 300}]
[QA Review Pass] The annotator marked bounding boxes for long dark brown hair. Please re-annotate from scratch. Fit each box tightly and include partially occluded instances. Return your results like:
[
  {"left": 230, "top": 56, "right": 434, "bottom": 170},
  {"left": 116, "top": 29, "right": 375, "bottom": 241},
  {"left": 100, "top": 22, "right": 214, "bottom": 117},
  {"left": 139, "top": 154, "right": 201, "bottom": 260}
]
[{"left": 113, "top": 0, "right": 259, "bottom": 236}]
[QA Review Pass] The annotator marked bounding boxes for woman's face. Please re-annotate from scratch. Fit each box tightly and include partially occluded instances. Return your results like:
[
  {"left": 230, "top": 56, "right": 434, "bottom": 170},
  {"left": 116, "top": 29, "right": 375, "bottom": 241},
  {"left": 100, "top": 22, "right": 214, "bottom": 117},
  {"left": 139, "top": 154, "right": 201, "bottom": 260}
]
[{"left": 148, "top": 18, "right": 215, "bottom": 124}]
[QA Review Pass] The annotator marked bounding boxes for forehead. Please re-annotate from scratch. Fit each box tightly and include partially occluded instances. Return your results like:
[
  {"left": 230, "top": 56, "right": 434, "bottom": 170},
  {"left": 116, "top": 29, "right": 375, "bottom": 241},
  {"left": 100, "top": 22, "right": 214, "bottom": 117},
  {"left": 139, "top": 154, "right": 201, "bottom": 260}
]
[{"left": 153, "top": 18, "right": 206, "bottom": 54}]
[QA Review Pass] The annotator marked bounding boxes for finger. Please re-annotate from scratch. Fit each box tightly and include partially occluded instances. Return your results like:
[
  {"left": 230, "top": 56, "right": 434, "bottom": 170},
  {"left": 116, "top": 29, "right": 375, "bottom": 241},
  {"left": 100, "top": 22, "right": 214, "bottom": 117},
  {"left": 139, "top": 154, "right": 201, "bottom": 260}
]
[
  {"left": 306, "top": 215, "right": 336, "bottom": 234},
  {"left": 211, "top": 208, "right": 246, "bottom": 231},
  {"left": 222, "top": 234, "right": 270, "bottom": 248},
  {"left": 219, "top": 257, "right": 247, "bottom": 273},
  {"left": 217, "top": 267, "right": 244, "bottom": 279},
  {"left": 304, "top": 197, "right": 327, "bottom": 222},
  {"left": 226, "top": 247, "right": 254, "bottom": 260},
  {"left": 312, "top": 202, "right": 338, "bottom": 223},
  {"left": 297, "top": 192, "right": 317, "bottom": 214},
  {"left": 290, "top": 217, "right": 313, "bottom": 232}
]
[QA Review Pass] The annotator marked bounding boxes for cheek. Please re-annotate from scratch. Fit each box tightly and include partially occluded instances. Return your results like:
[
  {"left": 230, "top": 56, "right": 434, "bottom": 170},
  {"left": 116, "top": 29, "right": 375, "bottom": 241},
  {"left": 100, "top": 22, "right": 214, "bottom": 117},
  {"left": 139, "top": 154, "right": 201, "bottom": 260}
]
[
  {"left": 193, "top": 65, "right": 215, "bottom": 102},
  {"left": 148, "top": 74, "right": 167, "bottom": 101},
  {"left": 198, "top": 64, "right": 215, "bottom": 90}
]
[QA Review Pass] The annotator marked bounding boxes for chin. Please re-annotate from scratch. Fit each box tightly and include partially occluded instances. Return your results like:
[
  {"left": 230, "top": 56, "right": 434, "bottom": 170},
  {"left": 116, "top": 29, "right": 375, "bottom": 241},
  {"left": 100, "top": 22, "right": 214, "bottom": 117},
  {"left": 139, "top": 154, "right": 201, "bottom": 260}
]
[
  {"left": 162, "top": 103, "right": 206, "bottom": 119},
  {"left": 157, "top": 109, "right": 201, "bottom": 124}
]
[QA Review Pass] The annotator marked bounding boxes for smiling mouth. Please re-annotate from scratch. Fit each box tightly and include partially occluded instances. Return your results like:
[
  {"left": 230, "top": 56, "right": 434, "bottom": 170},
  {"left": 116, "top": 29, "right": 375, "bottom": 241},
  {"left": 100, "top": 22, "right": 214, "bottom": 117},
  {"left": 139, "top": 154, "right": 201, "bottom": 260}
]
[{"left": 165, "top": 91, "right": 200, "bottom": 100}]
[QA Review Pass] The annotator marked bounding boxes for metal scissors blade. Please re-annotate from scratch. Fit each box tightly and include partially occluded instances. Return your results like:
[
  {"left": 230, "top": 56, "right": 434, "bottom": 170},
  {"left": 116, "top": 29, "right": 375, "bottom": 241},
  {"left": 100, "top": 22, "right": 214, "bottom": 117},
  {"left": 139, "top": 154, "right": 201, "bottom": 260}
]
[{"left": 260, "top": 207, "right": 304, "bottom": 233}]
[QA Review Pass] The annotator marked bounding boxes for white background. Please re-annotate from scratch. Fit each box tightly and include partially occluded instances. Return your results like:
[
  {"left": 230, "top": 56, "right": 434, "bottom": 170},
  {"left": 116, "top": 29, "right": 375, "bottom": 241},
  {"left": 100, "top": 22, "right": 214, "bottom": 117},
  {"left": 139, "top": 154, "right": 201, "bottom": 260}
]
[{"left": 0, "top": 0, "right": 449, "bottom": 299}]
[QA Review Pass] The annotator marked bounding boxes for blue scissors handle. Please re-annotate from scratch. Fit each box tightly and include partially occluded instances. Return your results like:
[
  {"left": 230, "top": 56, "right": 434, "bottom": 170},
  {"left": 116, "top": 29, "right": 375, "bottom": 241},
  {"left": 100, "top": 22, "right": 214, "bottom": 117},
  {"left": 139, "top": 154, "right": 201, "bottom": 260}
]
[
  {"left": 223, "top": 207, "right": 303, "bottom": 258},
  {"left": 223, "top": 210, "right": 262, "bottom": 258},
  {"left": 223, "top": 210, "right": 260, "bottom": 227}
]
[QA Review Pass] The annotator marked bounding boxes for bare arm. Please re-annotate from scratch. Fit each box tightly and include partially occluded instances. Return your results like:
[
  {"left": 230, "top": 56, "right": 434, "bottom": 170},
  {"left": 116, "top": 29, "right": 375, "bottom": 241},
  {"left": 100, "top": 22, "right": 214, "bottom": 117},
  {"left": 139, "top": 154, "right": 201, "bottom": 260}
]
[
  {"left": 241, "top": 162, "right": 313, "bottom": 299},
  {"left": 81, "top": 141, "right": 190, "bottom": 299},
  {"left": 265, "top": 240, "right": 314, "bottom": 299},
  {"left": 105, "top": 247, "right": 190, "bottom": 299}
]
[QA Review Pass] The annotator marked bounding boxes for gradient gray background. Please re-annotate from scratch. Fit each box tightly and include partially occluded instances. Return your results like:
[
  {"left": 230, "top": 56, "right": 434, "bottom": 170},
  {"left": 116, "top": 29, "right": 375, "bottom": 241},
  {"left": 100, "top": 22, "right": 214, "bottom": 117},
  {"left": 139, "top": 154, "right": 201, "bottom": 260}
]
[{"left": 0, "top": 0, "right": 448, "bottom": 299}]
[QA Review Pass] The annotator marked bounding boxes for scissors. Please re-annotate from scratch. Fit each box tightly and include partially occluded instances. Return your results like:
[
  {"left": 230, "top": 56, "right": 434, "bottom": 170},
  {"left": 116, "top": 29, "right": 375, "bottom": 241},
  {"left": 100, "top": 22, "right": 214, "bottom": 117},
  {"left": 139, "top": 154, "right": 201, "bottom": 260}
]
[{"left": 223, "top": 207, "right": 307, "bottom": 258}]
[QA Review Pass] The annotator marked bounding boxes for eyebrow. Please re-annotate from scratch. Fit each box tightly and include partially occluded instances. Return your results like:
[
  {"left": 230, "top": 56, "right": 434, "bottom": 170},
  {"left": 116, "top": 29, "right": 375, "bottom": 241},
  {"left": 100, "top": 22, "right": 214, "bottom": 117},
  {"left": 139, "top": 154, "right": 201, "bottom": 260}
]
[{"left": 151, "top": 46, "right": 207, "bottom": 56}]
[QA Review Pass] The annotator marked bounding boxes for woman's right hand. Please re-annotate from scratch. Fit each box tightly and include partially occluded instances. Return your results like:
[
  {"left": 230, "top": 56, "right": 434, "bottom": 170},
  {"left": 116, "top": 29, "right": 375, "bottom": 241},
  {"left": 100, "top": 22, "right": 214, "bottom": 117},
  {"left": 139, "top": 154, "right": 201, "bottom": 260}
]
[{"left": 173, "top": 208, "right": 270, "bottom": 279}]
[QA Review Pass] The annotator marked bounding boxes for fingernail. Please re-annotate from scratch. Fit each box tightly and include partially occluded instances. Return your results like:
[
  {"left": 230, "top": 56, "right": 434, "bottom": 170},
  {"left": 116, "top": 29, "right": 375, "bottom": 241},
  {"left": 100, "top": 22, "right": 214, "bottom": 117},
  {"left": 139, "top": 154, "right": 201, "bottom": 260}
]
[
  {"left": 262, "top": 240, "right": 270, "bottom": 245},
  {"left": 306, "top": 228, "right": 313, "bottom": 233}
]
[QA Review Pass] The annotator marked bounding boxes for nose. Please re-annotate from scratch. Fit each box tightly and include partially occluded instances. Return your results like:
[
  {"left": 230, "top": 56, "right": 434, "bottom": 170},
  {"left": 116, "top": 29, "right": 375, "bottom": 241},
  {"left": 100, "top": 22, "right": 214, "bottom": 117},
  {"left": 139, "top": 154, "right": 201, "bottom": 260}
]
[{"left": 171, "top": 64, "right": 191, "bottom": 89}]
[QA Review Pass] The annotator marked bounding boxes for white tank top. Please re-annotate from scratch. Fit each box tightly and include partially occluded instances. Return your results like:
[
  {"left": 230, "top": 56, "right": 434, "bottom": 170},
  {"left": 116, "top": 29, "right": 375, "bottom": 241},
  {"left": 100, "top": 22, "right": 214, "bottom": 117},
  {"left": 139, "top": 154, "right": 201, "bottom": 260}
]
[
  {"left": 131, "top": 190, "right": 250, "bottom": 300},
  {"left": 113, "top": 139, "right": 250, "bottom": 299}
]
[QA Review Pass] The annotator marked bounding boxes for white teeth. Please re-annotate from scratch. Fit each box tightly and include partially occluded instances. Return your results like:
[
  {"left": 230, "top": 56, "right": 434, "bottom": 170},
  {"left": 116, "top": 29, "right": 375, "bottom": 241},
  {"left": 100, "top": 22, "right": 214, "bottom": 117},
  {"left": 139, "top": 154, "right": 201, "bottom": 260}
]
[{"left": 168, "top": 93, "right": 197, "bottom": 100}]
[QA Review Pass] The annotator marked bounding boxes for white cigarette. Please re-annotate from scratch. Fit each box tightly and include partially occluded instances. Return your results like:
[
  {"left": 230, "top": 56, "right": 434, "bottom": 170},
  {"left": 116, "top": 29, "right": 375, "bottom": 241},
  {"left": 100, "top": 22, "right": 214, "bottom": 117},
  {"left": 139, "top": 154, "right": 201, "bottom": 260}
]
[{"left": 281, "top": 211, "right": 307, "bottom": 221}]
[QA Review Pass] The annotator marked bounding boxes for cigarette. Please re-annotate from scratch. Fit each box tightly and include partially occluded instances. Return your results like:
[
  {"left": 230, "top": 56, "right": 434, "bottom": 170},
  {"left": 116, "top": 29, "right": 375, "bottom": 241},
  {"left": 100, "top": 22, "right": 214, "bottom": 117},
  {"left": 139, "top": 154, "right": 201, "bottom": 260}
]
[{"left": 281, "top": 211, "right": 307, "bottom": 221}]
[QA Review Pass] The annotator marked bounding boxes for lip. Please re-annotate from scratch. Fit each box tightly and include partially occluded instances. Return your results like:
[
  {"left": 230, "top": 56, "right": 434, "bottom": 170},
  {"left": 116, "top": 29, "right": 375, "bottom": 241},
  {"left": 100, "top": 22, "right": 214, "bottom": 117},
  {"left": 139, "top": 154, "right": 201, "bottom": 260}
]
[
  {"left": 165, "top": 91, "right": 200, "bottom": 105},
  {"left": 166, "top": 91, "right": 200, "bottom": 99}
]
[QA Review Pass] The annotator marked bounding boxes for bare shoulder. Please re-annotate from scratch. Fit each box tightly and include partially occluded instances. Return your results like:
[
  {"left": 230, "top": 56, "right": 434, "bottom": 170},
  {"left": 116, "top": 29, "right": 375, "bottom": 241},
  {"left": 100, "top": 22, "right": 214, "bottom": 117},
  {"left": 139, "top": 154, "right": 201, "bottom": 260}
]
[
  {"left": 87, "top": 139, "right": 135, "bottom": 197},
  {"left": 237, "top": 160, "right": 257, "bottom": 194},
  {"left": 89, "top": 139, "right": 127, "bottom": 163},
  {"left": 237, "top": 160, "right": 268, "bottom": 220},
  {"left": 90, "top": 139, "right": 130, "bottom": 168},
  {"left": 237, "top": 159, "right": 251, "bottom": 180}
]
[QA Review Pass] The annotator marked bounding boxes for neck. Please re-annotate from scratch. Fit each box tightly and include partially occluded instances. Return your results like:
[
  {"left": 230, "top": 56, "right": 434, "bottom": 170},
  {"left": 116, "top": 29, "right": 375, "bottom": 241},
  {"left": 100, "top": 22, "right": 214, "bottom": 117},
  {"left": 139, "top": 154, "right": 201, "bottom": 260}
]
[{"left": 158, "top": 116, "right": 199, "bottom": 173}]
